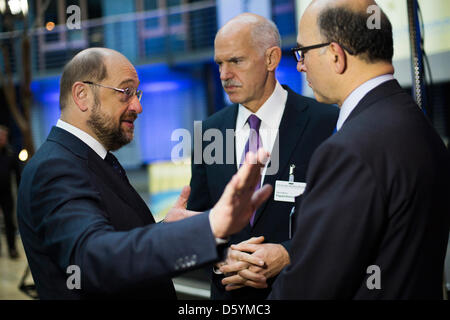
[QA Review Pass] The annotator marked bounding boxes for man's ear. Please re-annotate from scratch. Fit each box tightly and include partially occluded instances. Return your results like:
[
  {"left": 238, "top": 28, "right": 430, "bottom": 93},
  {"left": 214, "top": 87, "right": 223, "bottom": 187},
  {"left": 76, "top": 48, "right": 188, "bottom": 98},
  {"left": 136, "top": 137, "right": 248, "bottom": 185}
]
[
  {"left": 328, "top": 42, "right": 347, "bottom": 74},
  {"left": 72, "top": 82, "right": 91, "bottom": 112},
  {"left": 265, "top": 46, "right": 282, "bottom": 72}
]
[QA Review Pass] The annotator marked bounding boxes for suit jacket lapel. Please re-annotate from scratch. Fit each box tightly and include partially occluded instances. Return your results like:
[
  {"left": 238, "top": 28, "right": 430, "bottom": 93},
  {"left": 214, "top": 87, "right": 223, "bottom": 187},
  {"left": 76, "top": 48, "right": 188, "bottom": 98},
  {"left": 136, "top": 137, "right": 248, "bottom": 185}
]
[
  {"left": 88, "top": 152, "right": 155, "bottom": 225},
  {"left": 48, "top": 127, "right": 154, "bottom": 225},
  {"left": 252, "top": 87, "right": 310, "bottom": 227},
  {"left": 219, "top": 104, "right": 239, "bottom": 190}
]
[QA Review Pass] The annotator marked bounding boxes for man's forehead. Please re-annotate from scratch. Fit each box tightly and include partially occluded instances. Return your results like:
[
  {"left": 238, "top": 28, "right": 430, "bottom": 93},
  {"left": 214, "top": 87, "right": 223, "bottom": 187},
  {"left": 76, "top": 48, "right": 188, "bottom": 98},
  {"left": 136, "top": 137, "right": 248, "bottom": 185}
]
[
  {"left": 298, "top": 12, "right": 319, "bottom": 45},
  {"left": 104, "top": 57, "right": 139, "bottom": 85},
  {"left": 215, "top": 32, "right": 255, "bottom": 60},
  {"left": 215, "top": 46, "right": 246, "bottom": 60}
]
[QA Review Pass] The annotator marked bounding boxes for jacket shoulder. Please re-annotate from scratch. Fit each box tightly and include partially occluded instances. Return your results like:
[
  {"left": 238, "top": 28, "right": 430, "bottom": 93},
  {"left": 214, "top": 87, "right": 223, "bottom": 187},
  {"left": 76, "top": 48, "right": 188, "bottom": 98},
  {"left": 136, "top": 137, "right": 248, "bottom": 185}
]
[
  {"left": 285, "top": 87, "right": 339, "bottom": 121},
  {"left": 201, "top": 104, "right": 238, "bottom": 128}
]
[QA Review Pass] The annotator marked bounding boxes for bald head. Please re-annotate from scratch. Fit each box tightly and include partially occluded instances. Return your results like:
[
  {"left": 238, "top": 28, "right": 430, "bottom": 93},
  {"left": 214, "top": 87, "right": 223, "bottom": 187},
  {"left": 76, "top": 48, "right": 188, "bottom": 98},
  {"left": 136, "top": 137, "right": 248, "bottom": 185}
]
[
  {"left": 59, "top": 48, "right": 130, "bottom": 111},
  {"left": 216, "top": 13, "right": 281, "bottom": 55},
  {"left": 309, "top": 0, "right": 379, "bottom": 12},
  {"left": 303, "top": 0, "right": 393, "bottom": 63}
]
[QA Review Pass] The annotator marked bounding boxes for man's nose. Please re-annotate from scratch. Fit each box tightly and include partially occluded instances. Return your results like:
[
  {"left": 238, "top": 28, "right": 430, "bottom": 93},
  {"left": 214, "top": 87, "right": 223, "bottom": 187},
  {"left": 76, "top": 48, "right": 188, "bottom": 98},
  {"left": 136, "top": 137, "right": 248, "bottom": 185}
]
[
  {"left": 297, "top": 61, "right": 307, "bottom": 73},
  {"left": 220, "top": 65, "right": 232, "bottom": 81},
  {"left": 129, "top": 96, "right": 143, "bottom": 114}
]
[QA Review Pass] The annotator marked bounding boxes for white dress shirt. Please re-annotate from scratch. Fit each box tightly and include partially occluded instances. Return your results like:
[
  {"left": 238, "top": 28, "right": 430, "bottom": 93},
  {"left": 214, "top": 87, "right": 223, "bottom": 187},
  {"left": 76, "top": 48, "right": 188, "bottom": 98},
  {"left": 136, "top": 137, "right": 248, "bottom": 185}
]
[
  {"left": 56, "top": 119, "right": 108, "bottom": 159},
  {"left": 235, "top": 81, "right": 288, "bottom": 185},
  {"left": 336, "top": 74, "right": 395, "bottom": 131}
]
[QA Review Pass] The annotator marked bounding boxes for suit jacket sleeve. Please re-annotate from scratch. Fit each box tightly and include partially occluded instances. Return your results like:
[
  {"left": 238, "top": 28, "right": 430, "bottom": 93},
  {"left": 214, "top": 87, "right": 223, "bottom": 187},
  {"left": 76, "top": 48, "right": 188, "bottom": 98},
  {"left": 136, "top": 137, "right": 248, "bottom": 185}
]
[
  {"left": 269, "top": 141, "right": 386, "bottom": 299},
  {"left": 30, "top": 157, "right": 219, "bottom": 294}
]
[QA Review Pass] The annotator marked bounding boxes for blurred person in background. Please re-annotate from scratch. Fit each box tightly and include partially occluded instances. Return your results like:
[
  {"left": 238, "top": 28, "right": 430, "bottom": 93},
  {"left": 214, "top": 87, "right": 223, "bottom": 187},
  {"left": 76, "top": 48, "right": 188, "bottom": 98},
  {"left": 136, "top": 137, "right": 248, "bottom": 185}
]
[{"left": 0, "top": 125, "right": 21, "bottom": 259}]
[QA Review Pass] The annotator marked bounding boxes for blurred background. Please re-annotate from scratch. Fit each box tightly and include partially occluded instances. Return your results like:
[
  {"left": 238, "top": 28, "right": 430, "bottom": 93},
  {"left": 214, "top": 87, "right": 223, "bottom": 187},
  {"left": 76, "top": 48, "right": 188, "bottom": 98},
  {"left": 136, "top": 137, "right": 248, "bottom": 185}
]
[{"left": 0, "top": 0, "right": 449, "bottom": 299}]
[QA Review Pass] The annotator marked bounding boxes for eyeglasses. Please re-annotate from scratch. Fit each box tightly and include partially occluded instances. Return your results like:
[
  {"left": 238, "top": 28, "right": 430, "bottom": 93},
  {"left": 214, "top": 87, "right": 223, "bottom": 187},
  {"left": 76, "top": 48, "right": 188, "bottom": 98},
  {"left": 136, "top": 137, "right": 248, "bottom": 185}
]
[
  {"left": 291, "top": 42, "right": 331, "bottom": 63},
  {"left": 82, "top": 81, "right": 143, "bottom": 102},
  {"left": 291, "top": 42, "right": 355, "bottom": 64}
]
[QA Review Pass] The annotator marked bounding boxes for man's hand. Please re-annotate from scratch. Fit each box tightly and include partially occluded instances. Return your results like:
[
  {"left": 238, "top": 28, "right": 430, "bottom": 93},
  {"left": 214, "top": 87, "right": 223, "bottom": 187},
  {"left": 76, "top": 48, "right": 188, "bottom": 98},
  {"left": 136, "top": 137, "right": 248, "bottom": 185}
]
[
  {"left": 209, "top": 149, "right": 272, "bottom": 239},
  {"left": 216, "top": 236, "right": 265, "bottom": 271},
  {"left": 220, "top": 242, "right": 290, "bottom": 291},
  {"left": 163, "top": 186, "right": 201, "bottom": 222},
  {"left": 217, "top": 236, "right": 267, "bottom": 290}
]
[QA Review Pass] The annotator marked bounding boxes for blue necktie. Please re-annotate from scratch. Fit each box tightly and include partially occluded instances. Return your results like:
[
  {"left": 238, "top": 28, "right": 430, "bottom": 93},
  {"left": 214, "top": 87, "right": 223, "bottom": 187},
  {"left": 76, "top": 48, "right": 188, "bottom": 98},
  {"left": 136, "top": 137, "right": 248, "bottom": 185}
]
[{"left": 105, "top": 152, "right": 127, "bottom": 180}]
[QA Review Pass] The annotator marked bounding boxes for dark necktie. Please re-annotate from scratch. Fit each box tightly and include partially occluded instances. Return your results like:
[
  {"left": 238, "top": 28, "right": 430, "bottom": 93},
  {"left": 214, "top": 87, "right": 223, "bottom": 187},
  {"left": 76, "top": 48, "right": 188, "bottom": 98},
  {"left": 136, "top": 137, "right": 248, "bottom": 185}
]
[
  {"left": 105, "top": 152, "right": 127, "bottom": 180},
  {"left": 240, "top": 114, "right": 262, "bottom": 226}
]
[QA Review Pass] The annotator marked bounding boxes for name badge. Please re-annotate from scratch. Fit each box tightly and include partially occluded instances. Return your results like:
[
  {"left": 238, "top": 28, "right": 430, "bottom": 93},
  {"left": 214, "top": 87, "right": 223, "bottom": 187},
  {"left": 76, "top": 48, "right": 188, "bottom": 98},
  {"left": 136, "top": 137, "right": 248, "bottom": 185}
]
[{"left": 274, "top": 180, "right": 306, "bottom": 203}]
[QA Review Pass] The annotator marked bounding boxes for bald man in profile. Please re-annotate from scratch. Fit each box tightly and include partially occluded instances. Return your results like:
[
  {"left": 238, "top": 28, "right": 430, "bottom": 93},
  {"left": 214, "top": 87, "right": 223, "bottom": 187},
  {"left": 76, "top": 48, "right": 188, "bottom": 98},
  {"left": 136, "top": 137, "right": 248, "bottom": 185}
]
[
  {"left": 17, "top": 47, "right": 272, "bottom": 299},
  {"left": 268, "top": 0, "right": 450, "bottom": 299},
  {"left": 187, "top": 13, "right": 338, "bottom": 300}
]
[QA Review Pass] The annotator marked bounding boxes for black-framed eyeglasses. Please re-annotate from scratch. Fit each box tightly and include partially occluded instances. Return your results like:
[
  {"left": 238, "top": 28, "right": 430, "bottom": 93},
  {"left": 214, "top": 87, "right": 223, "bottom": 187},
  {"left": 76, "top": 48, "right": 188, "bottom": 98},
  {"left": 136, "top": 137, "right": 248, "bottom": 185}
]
[
  {"left": 82, "top": 81, "right": 143, "bottom": 102},
  {"left": 291, "top": 42, "right": 331, "bottom": 63}
]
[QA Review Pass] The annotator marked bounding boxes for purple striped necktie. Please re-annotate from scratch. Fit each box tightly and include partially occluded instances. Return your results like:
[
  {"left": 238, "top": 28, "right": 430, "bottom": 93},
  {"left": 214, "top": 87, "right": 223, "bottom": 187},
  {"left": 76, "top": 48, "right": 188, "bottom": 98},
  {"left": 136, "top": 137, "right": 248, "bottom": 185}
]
[{"left": 240, "top": 114, "right": 262, "bottom": 226}]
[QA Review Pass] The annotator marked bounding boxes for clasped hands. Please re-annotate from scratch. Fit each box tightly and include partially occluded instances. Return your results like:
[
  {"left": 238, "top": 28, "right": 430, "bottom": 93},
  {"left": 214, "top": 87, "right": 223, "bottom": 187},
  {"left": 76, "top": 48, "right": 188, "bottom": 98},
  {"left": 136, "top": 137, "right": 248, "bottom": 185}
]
[{"left": 217, "top": 236, "right": 290, "bottom": 291}]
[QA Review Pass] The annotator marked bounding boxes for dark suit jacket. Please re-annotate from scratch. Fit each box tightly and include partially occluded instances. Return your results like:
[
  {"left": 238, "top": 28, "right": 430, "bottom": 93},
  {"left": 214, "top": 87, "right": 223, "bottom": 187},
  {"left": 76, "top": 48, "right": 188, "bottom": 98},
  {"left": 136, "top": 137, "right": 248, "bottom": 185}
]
[
  {"left": 187, "top": 85, "right": 339, "bottom": 299},
  {"left": 269, "top": 80, "right": 450, "bottom": 299},
  {"left": 17, "top": 127, "right": 221, "bottom": 299}
]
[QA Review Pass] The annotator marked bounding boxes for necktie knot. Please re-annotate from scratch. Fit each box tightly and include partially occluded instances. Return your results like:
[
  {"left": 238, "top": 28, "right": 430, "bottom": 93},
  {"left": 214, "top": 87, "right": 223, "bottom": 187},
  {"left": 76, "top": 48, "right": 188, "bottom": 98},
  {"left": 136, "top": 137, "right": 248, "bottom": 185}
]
[
  {"left": 247, "top": 114, "right": 261, "bottom": 132},
  {"left": 105, "top": 152, "right": 127, "bottom": 180}
]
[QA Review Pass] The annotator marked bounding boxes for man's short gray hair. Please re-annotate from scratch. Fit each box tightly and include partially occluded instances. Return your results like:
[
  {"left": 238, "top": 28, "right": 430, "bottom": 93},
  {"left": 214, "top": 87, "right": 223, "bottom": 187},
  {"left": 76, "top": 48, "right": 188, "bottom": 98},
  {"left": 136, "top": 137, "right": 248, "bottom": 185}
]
[
  {"left": 224, "top": 14, "right": 282, "bottom": 54},
  {"left": 250, "top": 18, "right": 282, "bottom": 53}
]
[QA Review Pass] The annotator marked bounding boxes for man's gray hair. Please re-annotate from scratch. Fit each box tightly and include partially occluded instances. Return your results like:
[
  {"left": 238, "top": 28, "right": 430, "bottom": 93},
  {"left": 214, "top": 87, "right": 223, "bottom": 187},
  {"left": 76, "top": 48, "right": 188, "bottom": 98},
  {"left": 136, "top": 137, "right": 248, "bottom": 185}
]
[
  {"left": 222, "top": 14, "right": 282, "bottom": 54},
  {"left": 250, "top": 18, "right": 282, "bottom": 53}
]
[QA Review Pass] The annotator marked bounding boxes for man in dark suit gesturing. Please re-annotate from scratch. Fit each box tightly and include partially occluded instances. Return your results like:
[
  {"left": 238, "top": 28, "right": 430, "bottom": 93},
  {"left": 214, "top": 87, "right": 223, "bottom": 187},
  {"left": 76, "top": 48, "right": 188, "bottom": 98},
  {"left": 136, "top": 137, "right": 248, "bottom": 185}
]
[
  {"left": 267, "top": 0, "right": 450, "bottom": 299},
  {"left": 17, "top": 48, "right": 272, "bottom": 299},
  {"left": 187, "top": 13, "right": 338, "bottom": 299}
]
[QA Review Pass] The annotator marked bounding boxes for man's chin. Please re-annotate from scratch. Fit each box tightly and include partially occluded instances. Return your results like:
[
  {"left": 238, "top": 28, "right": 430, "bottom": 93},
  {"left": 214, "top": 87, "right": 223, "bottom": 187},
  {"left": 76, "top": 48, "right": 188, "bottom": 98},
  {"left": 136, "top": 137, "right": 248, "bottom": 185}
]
[
  {"left": 121, "top": 131, "right": 134, "bottom": 144},
  {"left": 313, "top": 91, "right": 333, "bottom": 105},
  {"left": 227, "top": 94, "right": 242, "bottom": 105}
]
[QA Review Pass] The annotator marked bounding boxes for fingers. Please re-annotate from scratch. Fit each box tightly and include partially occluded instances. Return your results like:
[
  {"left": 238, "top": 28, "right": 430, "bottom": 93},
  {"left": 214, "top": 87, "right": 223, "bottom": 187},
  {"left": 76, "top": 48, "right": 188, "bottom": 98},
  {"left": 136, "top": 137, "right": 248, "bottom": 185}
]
[
  {"left": 209, "top": 150, "right": 270, "bottom": 239},
  {"left": 238, "top": 269, "right": 267, "bottom": 283},
  {"left": 222, "top": 272, "right": 266, "bottom": 286},
  {"left": 221, "top": 251, "right": 264, "bottom": 274},
  {"left": 222, "top": 272, "right": 267, "bottom": 290},
  {"left": 236, "top": 150, "right": 270, "bottom": 191},
  {"left": 241, "top": 236, "right": 265, "bottom": 245},
  {"left": 222, "top": 174, "right": 241, "bottom": 203},
  {"left": 230, "top": 243, "right": 261, "bottom": 254},
  {"left": 257, "top": 147, "right": 270, "bottom": 166},
  {"left": 229, "top": 249, "right": 264, "bottom": 267},
  {"left": 173, "top": 185, "right": 191, "bottom": 209},
  {"left": 224, "top": 284, "right": 244, "bottom": 291},
  {"left": 220, "top": 261, "right": 249, "bottom": 274},
  {"left": 251, "top": 184, "right": 273, "bottom": 210}
]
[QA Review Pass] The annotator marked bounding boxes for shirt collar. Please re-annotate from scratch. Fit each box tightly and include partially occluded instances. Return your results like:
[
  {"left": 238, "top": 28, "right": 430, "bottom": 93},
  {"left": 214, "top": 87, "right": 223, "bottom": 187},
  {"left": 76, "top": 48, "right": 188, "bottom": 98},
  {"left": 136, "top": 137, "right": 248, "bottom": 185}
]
[
  {"left": 336, "top": 74, "right": 395, "bottom": 131},
  {"left": 236, "top": 81, "right": 288, "bottom": 131},
  {"left": 56, "top": 119, "right": 108, "bottom": 159}
]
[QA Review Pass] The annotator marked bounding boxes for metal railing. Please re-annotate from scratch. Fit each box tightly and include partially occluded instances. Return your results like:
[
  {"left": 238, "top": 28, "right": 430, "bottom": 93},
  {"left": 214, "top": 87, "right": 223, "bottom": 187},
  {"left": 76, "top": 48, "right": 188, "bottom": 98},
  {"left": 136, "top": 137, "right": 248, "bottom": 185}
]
[{"left": 0, "top": 0, "right": 217, "bottom": 77}]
